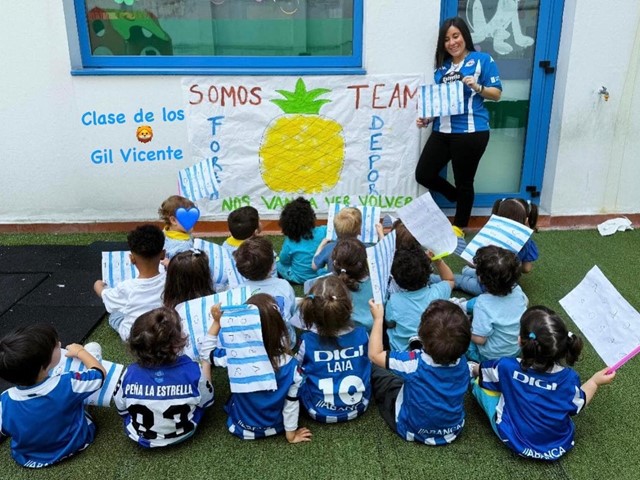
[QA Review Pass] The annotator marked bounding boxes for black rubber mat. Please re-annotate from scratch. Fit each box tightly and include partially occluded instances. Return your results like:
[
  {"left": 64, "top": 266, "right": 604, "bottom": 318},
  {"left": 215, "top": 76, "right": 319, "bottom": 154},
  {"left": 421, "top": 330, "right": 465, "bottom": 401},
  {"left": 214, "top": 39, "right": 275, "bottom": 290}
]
[{"left": 0, "top": 273, "right": 49, "bottom": 315}]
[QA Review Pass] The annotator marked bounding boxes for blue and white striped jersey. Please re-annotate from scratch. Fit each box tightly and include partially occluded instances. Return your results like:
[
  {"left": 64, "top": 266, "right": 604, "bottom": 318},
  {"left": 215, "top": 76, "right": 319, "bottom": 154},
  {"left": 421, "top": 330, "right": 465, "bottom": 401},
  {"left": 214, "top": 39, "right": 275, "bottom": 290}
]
[{"left": 433, "top": 51, "right": 502, "bottom": 134}]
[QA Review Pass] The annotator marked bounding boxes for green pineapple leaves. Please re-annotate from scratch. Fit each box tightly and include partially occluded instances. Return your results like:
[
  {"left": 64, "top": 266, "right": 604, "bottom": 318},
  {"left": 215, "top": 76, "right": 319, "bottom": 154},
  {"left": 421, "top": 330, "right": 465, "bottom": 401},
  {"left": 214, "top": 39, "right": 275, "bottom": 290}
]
[{"left": 271, "top": 78, "right": 331, "bottom": 115}]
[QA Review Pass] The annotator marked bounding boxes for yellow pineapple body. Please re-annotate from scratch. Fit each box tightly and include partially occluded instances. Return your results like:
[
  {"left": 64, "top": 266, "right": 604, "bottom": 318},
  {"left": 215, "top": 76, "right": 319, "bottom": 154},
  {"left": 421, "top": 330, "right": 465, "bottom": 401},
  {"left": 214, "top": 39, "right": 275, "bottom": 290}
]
[{"left": 259, "top": 114, "right": 345, "bottom": 194}]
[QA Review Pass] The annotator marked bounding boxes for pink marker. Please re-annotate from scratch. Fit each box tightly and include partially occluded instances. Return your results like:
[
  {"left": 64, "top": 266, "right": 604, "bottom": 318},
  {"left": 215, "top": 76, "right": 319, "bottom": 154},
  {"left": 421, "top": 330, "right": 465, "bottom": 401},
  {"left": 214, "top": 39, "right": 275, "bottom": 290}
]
[{"left": 606, "top": 344, "right": 640, "bottom": 374}]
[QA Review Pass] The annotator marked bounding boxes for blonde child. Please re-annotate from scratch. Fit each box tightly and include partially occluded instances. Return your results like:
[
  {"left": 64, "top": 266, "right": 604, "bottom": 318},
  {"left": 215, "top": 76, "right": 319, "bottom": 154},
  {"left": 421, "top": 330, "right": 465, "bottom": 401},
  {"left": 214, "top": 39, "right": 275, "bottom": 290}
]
[
  {"left": 297, "top": 276, "right": 371, "bottom": 423},
  {"left": 276, "top": 197, "right": 327, "bottom": 284},
  {"left": 94, "top": 224, "right": 166, "bottom": 342},
  {"left": 471, "top": 306, "right": 615, "bottom": 461},
  {"left": 492, "top": 197, "right": 539, "bottom": 273},
  {"left": 114, "top": 307, "right": 214, "bottom": 447},
  {"left": 202, "top": 294, "right": 311, "bottom": 443},
  {"left": 158, "top": 195, "right": 196, "bottom": 261},
  {"left": 162, "top": 249, "right": 214, "bottom": 309},
  {"left": 312, "top": 206, "right": 362, "bottom": 273},
  {"left": 0, "top": 325, "right": 105, "bottom": 468},
  {"left": 222, "top": 206, "right": 260, "bottom": 254},
  {"left": 369, "top": 299, "right": 471, "bottom": 445}
]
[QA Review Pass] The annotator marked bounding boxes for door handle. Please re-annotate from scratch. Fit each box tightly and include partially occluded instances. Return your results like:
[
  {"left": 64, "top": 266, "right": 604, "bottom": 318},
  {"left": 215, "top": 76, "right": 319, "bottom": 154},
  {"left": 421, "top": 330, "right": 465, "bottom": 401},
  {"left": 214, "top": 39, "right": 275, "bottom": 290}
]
[{"left": 539, "top": 60, "right": 555, "bottom": 74}]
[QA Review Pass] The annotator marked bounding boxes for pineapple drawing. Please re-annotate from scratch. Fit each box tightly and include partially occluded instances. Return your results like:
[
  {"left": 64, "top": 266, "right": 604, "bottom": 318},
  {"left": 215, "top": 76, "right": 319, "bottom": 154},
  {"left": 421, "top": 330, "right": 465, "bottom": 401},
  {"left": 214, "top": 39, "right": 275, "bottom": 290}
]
[{"left": 259, "top": 78, "right": 345, "bottom": 194}]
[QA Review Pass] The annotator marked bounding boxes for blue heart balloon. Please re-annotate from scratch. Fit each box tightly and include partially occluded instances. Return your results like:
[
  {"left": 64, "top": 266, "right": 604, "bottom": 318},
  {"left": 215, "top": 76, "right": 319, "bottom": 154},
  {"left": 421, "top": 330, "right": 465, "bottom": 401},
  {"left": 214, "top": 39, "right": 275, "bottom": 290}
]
[{"left": 175, "top": 207, "right": 200, "bottom": 231}]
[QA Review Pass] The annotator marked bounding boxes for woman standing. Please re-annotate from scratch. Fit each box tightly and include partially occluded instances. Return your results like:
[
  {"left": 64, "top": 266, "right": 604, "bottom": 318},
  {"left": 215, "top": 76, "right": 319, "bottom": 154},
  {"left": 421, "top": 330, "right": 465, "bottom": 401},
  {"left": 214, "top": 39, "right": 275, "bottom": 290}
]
[{"left": 415, "top": 17, "right": 502, "bottom": 236}]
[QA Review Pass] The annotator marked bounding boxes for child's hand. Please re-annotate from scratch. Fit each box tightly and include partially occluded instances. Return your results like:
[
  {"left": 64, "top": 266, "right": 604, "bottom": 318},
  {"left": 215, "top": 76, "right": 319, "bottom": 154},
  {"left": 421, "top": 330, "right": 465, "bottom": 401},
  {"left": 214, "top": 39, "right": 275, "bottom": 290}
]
[
  {"left": 416, "top": 117, "right": 433, "bottom": 128},
  {"left": 375, "top": 223, "right": 384, "bottom": 240},
  {"left": 286, "top": 427, "right": 312, "bottom": 444},
  {"left": 591, "top": 367, "right": 616, "bottom": 386},
  {"left": 93, "top": 280, "right": 107, "bottom": 296},
  {"left": 369, "top": 299, "right": 384, "bottom": 322},
  {"left": 65, "top": 344, "right": 85, "bottom": 358},
  {"left": 160, "top": 258, "right": 170, "bottom": 268},
  {"left": 208, "top": 304, "right": 223, "bottom": 336}
]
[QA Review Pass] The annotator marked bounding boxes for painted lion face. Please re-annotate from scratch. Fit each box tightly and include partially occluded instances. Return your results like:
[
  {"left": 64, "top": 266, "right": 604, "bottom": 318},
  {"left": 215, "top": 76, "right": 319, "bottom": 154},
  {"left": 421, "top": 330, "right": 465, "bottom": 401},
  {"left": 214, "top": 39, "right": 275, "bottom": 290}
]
[{"left": 136, "top": 125, "right": 153, "bottom": 143}]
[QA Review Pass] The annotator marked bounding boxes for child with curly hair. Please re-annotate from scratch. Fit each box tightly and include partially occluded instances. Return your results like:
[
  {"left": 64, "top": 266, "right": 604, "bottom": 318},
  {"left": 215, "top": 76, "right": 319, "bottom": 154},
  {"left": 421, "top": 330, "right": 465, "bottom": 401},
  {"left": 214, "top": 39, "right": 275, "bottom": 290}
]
[{"left": 276, "top": 197, "right": 327, "bottom": 284}]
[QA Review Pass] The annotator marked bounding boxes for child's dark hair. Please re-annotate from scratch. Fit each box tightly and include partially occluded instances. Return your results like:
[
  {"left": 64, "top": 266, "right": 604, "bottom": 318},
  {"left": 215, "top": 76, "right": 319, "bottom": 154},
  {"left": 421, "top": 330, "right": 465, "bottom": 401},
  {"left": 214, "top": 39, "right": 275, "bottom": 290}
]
[
  {"left": 0, "top": 324, "right": 59, "bottom": 386},
  {"left": 418, "top": 300, "right": 471, "bottom": 364},
  {"left": 332, "top": 238, "right": 369, "bottom": 292},
  {"left": 128, "top": 307, "right": 187, "bottom": 368},
  {"left": 127, "top": 224, "right": 165, "bottom": 259},
  {"left": 474, "top": 245, "right": 521, "bottom": 296},
  {"left": 158, "top": 195, "right": 195, "bottom": 228},
  {"left": 391, "top": 247, "right": 432, "bottom": 291},
  {"left": 492, "top": 198, "right": 539, "bottom": 231},
  {"left": 300, "top": 276, "right": 353, "bottom": 343},
  {"left": 520, "top": 306, "right": 583, "bottom": 372},
  {"left": 279, "top": 197, "right": 316, "bottom": 242},
  {"left": 392, "top": 219, "right": 421, "bottom": 251},
  {"left": 163, "top": 249, "right": 214, "bottom": 309},
  {"left": 228, "top": 206, "right": 260, "bottom": 240},
  {"left": 233, "top": 236, "right": 274, "bottom": 281},
  {"left": 246, "top": 293, "right": 290, "bottom": 372}
]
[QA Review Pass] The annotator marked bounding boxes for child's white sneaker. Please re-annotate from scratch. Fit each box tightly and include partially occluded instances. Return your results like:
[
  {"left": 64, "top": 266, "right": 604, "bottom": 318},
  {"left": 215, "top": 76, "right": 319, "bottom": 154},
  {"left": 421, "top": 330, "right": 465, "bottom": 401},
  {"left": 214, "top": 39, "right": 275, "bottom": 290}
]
[{"left": 84, "top": 342, "right": 103, "bottom": 363}]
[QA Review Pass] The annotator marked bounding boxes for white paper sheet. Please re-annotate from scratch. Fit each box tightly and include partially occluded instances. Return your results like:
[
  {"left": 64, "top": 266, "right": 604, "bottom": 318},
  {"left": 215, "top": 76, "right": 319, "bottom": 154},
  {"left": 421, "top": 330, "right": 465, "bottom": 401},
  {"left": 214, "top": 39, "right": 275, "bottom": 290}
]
[
  {"left": 421, "top": 82, "right": 464, "bottom": 118},
  {"left": 101, "top": 251, "right": 137, "bottom": 288},
  {"left": 325, "top": 203, "right": 381, "bottom": 244},
  {"left": 559, "top": 266, "right": 640, "bottom": 366},
  {"left": 366, "top": 230, "right": 396, "bottom": 305},
  {"left": 178, "top": 157, "right": 221, "bottom": 203}
]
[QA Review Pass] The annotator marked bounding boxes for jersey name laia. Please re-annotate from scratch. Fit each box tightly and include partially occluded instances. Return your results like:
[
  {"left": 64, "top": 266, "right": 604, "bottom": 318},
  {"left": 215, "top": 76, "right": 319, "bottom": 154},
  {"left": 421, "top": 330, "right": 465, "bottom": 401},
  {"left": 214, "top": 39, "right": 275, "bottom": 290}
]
[
  {"left": 512, "top": 371, "right": 558, "bottom": 391},
  {"left": 124, "top": 383, "right": 194, "bottom": 397},
  {"left": 313, "top": 345, "right": 365, "bottom": 373}
]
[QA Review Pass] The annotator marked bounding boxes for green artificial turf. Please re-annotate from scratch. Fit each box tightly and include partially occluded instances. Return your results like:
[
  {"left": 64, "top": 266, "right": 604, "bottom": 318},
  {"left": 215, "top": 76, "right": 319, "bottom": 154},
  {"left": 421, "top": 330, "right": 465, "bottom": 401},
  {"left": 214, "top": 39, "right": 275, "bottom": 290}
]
[{"left": 0, "top": 230, "right": 639, "bottom": 479}]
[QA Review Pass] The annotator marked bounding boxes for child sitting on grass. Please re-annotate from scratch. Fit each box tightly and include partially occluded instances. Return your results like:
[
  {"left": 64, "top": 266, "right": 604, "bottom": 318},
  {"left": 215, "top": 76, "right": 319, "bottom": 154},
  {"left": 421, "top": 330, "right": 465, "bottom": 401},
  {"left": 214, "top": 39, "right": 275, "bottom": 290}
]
[
  {"left": 114, "top": 307, "right": 214, "bottom": 447},
  {"left": 158, "top": 195, "right": 196, "bottom": 261},
  {"left": 94, "top": 224, "right": 166, "bottom": 341},
  {"left": 385, "top": 247, "right": 454, "bottom": 351},
  {"left": 471, "top": 306, "right": 615, "bottom": 461},
  {"left": 0, "top": 325, "right": 105, "bottom": 468},
  {"left": 162, "top": 249, "right": 214, "bottom": 309},
  {"left": 369, "top": 299, "right": 471, "bottom": 445},
  {"left": 466, "top": 246, "right": 528, "bottom": 362},
  {"left": 222, "top": 206, "right": 260, "bottom": 254},
  {"left": 276, "top": 197, "right": 327, "bottom": 284},
  {"left": 312, "top": 206, "right": 362, "bottom": 273}
]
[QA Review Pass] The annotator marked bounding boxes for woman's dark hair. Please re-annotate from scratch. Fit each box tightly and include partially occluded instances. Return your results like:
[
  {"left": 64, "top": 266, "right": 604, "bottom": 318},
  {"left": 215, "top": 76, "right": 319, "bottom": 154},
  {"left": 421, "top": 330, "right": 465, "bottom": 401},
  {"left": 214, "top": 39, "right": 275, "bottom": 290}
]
[
  {"left": 233, "top": 236, "right": 274, "bottom": 281},
  {"left": 279, "top": 197, "right": 316, "bottom": 242},
  {"left": 246, "top": 293, "right": 290, "bottom": 372},
  {"left": 474, "top": 245, "right": 521, "bottom": 296},
  {"left": 300, "top": 276, "right": 353, "bottom": 344},
  {"left": 520, "top": 306, "right": 583, "bottom": 372},
  {"left": 435, "top": 17, "right": 476, "bottom": 68},
  {"left": 0, "top": 324, "right": 59, "bottom": 386},
  {"left": 418, "top": 300, "right": 471, "bottom": 365},
  {"left": 391, "top": 247, "right": 432, "bottom": 291},
  {"left": 332, "top": 238, "right": 369, "bottom": 292},
  {"left": 492, "top": 198, "right": 539, "bottom": 231},
  {"left": 392, "top": 219, "right": 421, "bottom": 251},
  {"left": 128, "top": 307, "right": 187, "bottom": 368},
  {"left": 163, "top": 249, "right": 214, "bottom": 309}
]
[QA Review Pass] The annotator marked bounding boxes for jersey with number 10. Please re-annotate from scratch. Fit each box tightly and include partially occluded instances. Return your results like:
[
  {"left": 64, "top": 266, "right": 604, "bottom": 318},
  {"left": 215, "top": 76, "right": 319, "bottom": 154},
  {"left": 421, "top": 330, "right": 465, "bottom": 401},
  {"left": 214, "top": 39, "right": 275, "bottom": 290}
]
[
  {"left": 297, "top": 327, "right": 371, "bottom": 423},
  {"left": 114, "top": 355, "right": 214, "bottom": 448}
]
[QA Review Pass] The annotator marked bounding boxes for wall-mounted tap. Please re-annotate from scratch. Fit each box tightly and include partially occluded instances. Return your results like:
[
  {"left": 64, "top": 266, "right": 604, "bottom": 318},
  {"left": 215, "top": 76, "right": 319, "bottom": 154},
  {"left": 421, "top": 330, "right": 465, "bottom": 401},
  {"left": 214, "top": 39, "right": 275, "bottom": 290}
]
[{"left": 599, "top": 86, "right": 610, "bottom": 101}]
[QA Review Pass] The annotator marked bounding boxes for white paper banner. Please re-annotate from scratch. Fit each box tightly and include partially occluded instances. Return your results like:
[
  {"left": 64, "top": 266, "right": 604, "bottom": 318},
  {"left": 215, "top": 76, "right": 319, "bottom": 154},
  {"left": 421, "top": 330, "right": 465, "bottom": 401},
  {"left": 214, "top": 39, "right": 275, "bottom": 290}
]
[
  {"left": 397, "top": 192, "right": 457, "bottom": 258},
  {"left": 101, "top": 251, "right": 136, "bottom": 288},
  {"left": 182, "top": 75, "right": 422, "bottom": 219},
  {"left": 175, "top": 287, "right": 252, "bottom": 360},
  {"left": 50, "top": 351, "right": 124, "bottom": 408},
  {"left": 559, "top": 266, "right": 640, "bottom": 366},
  {"left": 366, "top": 230, "right": 396, "bottom": 305},
  {"left": 325, "top": 203, "right": 381, "bottom": 244},
  {"left": 461, "top": 215, "right": 533, "bottom": 263},
  {"left": 420, "top": 82, "right": 464, "bottom": 118}
]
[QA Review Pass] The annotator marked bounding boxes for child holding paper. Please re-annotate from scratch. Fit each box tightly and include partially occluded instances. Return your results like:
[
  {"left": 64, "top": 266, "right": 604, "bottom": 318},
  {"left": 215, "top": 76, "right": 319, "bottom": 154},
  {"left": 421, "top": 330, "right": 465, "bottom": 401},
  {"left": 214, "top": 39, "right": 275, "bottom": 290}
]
[
  {"left": 470, "top": 306, "right": 615, "bottom": 461},
  {"left": 312, "top": 206, "right": 362, "bottom": 273},
  {"left": 385, "top": 247, "right": 454, "bottom": 351},
  {"left": 492, "top": 198, "right": 539, "bottom": 273},
  {"left": 0, "top": 325, "right": 105, "bottom": 468}
]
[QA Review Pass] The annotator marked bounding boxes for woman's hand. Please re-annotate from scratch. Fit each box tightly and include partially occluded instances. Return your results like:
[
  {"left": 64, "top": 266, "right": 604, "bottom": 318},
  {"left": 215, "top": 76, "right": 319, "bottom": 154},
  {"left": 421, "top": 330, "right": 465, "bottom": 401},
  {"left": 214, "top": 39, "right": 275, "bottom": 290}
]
[
  {"left": 416, "top": 117, "right": 433, "bottom": 128},
  {"left": 462, "top": 75, "right": 480, "bottom": 92}
]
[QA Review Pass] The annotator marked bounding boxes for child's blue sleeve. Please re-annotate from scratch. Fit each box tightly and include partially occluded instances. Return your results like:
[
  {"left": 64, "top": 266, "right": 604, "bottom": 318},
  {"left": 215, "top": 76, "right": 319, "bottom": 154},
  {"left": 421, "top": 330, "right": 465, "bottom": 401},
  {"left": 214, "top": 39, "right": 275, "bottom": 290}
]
[
  {"left": 68, "top": 369, "right": 105, "bottom": 400},
  {"left": 478, "top": 358, "right": 502, "bottom": 392},
  {"left": 517, "top": 238, "right": 539, "bottom": 263},
  {"left": 278, "top": 239, "right": 292, "bottom": 265}
]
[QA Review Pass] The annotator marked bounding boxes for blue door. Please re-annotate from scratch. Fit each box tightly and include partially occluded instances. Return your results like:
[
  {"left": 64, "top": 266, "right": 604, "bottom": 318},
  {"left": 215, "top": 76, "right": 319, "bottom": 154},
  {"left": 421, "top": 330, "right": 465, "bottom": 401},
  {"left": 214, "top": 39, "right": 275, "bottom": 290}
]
[{"left": 438, "top": 0, "right": 564, "bottom": 206}]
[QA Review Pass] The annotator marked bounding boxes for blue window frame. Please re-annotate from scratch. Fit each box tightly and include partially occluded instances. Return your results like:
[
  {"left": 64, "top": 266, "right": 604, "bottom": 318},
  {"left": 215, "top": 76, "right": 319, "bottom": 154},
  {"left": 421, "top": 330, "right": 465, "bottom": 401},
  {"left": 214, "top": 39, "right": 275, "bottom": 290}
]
[{"left": 69, "top": 0, "right": 364, "bottom": 76}]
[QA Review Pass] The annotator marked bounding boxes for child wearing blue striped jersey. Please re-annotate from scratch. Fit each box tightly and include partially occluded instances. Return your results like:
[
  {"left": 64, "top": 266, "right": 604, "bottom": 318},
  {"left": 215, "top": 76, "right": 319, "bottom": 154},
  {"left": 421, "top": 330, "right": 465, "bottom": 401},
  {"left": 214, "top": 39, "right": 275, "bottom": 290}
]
[
  {"left": 0, "top": 325, "right": 106, "bottom": 468},
  {"left": 203, "top": 294, "right": 311, "bottom": 443},
  {"left": 114, "top": 308, "right": 214, "bottom": 447},
  {"left": 471, "top": 306, "right": 615, "bottom": 461},
  {"left": 369, "top": 299, "right": 471, "bottom": 445},
  {"left": 297, "top": 276, "right": 372, "bottom": 423}
]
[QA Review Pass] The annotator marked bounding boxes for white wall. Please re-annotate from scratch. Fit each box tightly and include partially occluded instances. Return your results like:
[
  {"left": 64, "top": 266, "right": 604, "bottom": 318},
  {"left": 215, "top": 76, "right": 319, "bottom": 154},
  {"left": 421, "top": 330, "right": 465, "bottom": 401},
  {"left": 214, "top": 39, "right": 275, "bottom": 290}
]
[
  {"left": 1, "top": 1, "right": 639, "bottom": 223},
  {"left": 543, "top": 0, "right": 640, "bottom": 215}
]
